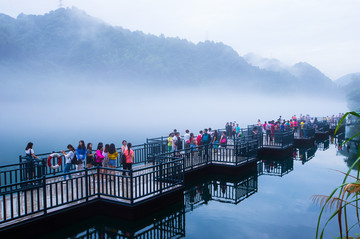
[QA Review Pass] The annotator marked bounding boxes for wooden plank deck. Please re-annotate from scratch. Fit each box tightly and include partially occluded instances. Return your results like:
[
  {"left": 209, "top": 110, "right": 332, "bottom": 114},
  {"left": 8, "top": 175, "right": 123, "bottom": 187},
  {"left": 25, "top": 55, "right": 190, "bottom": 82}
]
[{"left": 0, "top": 164, "right": 182, "bottom": 228}]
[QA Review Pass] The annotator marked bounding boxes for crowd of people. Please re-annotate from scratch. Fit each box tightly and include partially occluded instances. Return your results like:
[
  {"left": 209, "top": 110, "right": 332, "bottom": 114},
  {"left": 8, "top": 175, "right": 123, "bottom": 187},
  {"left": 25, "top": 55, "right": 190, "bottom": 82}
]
[
  {"left": 167, "top": 128, "right": 228, "bottom": 158},
  {"left": 23, "top": 113, "right": 347, "bottom": 181},
  {"left": 25, "top": 140, "right": 135, "bottom": 182}
]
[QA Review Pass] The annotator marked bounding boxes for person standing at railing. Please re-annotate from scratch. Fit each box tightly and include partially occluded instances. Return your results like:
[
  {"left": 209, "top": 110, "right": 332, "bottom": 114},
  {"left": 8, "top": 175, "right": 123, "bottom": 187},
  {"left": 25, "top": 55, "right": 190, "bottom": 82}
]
[
  {"left": 123, "top": 143, "right": 134, "bottom": 176},
  {"left": 108, "top": 143, "right": 118, "bottom": 179},
  {"left": 235, "top": 124, "right": 240, "bottom": 139},
  {"left": 94, "top": 143, "right": 105, "bottom": 180},
  {"left": 184, "top": 130, "right": 191, "bottom": 157},
  {"left": 121, "top": 140, "right": 128, "bottom": 154},
  {"left": 285, "top": 121, "right": 290, "bottom": 131},
  {"left": 197, "top": 130, "right": 203, "bottom": 157},
  {"left": 202, "top": 129, "right": 211, "bottom": 159},
  {"left": 175, "top": 132, "right": 183, "bottom": 156},
  {"left": 280, "top": 122, "right": 285, "bottom": 131},
  {"left": 86, "top": 143, "right": 95, "bottom": 172},
  {"left": 294, "top": 119, "right": 298, "bottom": 135},
  {"left": 300, "top": 121, "right": 304, "bottom": 137},
  {"left": 257, "top": 119, "right": 261, "bottom": 127},
  {"left": 25, "top": 142, "right": 39, "bottom": 181},
  {"left": 102, "top": 144, "right": 110, "bottom": 176},
  {"left": 270, "top": 121, "right": 275, "bottom": 144},
  {"left": 264, "top": 121, "right": 271, "bottom": 144},
  {"left": 219, "top": 131, "right": 227, "bottom": 148},
  {"left": 172, "top": 132, "right": 177, "bottom": 152},
  {"left": 62, "top": 144, "right": 75, "bottom": 180},
  {"left": 212, "top": 130, "right": 219, "bottom": 153},
  {"left": 225, "top": 122, "right": 230, "bottom": 137},
  {"left": 190, "top": 133, "right": 197, "bottom": 157},
  {"left": 76, "top": 140, "right": 86, "bottom": 173},
  {"left": 167, "top": 133, "right": 173, "bottom": 153}
]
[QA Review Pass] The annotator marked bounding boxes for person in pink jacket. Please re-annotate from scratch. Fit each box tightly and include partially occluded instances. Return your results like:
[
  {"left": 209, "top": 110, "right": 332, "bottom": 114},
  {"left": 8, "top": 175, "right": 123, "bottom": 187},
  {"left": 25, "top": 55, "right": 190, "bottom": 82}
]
[
  {"left": 94, "top": 142, "right": 105, "bottom": 179},
  {"left": 123, "top": 143, "right": 134, "bottom": 176}
]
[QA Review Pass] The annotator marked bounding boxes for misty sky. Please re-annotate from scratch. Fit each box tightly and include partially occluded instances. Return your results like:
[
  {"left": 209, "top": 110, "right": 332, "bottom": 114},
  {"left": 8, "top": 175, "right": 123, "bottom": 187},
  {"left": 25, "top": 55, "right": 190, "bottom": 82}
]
[{"left": 1, "top": 0, "right": 359, "bottom": 79}]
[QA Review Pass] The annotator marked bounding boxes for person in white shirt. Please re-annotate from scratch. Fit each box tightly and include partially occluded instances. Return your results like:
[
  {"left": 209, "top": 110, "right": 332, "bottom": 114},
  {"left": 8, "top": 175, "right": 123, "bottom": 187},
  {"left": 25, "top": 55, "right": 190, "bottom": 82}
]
[{"left": 62, "top": 144, "right": 75, "bottom": 180}]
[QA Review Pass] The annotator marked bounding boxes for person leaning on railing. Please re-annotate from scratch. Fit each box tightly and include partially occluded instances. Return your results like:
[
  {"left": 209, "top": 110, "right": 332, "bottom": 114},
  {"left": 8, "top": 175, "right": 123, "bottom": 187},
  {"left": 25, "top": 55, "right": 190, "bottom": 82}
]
[
  {"left": 62, "top": 144, "right": 75, "bottom": 180},
  {"left": 25, "top": 142, "right": 39, "bottom": 181}
]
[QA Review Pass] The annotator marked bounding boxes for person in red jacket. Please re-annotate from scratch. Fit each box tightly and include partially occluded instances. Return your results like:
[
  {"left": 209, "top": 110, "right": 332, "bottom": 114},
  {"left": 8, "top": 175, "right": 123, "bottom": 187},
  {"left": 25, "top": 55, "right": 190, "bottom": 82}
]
[{"left": 197, "top": 130, "right": 203, "bottom": 157}]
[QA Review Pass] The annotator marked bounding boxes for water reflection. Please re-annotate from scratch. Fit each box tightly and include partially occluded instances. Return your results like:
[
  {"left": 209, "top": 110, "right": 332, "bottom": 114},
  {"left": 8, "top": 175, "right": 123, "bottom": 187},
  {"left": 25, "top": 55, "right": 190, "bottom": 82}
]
[
  {"left": 293, "top": 145, "right": 318, "bottom": 164},
  {"left": 184, "top": 168, "right": 258, "bottom": 211},
  {"left": 315, "top": 139, "right": 330, "bottom": 151},
  {"left": 257, "top": 158, "right": 294, "bottom": 177},
  {"left": 40, "top": 204, "right": 186, "bottom": 239}
]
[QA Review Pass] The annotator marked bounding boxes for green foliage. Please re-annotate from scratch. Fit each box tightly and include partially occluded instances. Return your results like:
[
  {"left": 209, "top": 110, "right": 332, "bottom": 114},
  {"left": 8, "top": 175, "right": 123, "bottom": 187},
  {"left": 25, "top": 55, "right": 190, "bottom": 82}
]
[{"left": 315, "top": 112, "right": 360, "bottom": 238}]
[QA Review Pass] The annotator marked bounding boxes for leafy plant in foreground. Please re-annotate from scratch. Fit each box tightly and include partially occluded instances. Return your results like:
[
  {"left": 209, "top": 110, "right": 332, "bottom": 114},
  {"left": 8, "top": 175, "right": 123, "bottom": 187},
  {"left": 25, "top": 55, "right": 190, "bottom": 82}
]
[{"left": 313, "top": 111, "right": 360, "bottom": 239}]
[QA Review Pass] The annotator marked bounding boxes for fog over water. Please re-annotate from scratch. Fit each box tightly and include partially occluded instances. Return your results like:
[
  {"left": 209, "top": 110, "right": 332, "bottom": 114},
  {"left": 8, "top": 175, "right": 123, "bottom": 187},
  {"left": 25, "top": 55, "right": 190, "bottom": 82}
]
[{"left": 0, "top": 75, "right": 347, "bottom": 164}]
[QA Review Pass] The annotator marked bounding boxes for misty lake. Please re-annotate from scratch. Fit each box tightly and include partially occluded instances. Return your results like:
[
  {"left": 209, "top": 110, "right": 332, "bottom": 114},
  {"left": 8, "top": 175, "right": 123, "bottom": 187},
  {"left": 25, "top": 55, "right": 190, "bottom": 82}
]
[
  {"left": 34, "top": 137, "right": 356, "bottom": 239},
  {"left": 0, "top": 76, "right": 351, "bottom": 238}
]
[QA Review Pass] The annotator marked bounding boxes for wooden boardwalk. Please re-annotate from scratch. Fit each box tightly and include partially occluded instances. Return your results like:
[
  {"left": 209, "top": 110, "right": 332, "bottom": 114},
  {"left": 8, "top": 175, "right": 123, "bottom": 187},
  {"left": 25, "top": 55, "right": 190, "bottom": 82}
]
[
  {"left": 0, "top": 162, "right": 183, "bottom": 228},
  {"left": 0, "top": 145, "right": 257, "bottom": 229}
]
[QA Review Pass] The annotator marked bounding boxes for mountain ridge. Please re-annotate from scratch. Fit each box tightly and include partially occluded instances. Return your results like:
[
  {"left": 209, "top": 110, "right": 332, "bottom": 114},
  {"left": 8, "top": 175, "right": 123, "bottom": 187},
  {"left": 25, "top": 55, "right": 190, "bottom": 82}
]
[{"left": 0, "top": 7, "right": 339, "bottom": 94}]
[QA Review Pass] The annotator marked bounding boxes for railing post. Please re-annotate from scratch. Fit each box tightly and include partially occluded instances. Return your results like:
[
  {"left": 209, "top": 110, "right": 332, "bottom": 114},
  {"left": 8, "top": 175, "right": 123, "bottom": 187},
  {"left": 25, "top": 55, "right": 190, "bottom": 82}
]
[
  {"left": 19, "top": 155, "right": 23, "bottom": 182},
  {"left": 42, "top": 174, "right": 47, "bottom": 215},
  {"left": 85, "top": 167, "right": 88, "bottom": 202},
  {"left": 130, "top": 169, "right": 134, "bottom": 205},
  {"left": 97, "top": 166, "right": 100, "bottom": 199},
  {"left": 144, "top": 143, "right": 147, "bottom": 163},
  {"left": 161, "top": 136, "right": 164, "bottom": 153},
  {"left": 159, "top": 161, "right": 163, "bottom": 194}
]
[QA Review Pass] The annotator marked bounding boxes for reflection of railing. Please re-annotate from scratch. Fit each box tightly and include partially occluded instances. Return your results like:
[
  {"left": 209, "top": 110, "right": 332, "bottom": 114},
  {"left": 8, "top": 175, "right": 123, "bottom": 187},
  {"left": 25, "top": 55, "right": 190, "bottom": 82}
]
[
  {"left": 184, "top": 169, "right": 258, "bottom": 211},
  {"left": 315, "top": 122, "right": 330, "bottom": 133},
  {"left": 54, "top": 204, "right": 185, "bottom": 239},
  {"left": 0, "top": 156, "right": 184, "bottom": 225},
  {"left": 316, "top": 139, "right": 330, "bottom": 151},
  {"left": 294, "top": 127, "right": 315, "bottom": 139},
  {"left": 293, "top": 146, "right": 317, "bottom": 164},
  {"left": 257, "top": 159, "right": 294, "bottom": 177}
]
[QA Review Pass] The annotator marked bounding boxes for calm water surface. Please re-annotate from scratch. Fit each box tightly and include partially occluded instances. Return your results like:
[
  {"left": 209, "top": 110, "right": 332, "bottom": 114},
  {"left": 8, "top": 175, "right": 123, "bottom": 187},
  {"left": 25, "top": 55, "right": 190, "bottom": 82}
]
[{"left": 39, "top": 137, "right": 359, "bottom": 239}]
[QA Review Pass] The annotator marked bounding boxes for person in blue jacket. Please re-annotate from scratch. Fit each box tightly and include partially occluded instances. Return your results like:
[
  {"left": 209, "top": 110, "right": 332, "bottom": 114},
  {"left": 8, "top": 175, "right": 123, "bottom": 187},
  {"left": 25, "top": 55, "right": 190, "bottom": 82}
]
[{"left": 76, "top": 140, "right": 86, "bottom": 172}]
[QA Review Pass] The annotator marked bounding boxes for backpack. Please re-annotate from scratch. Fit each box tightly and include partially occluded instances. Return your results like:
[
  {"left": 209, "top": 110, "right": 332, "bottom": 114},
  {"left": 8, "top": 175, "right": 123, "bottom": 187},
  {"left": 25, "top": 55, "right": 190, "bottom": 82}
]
[
  {"left": 121, "top": 152, "right": 126, "bottom": 164},
  {"left": 71, "top": 151, "right": 79, "bottom": 164},
  {"left": 176, "top": 137, "right": 182, "bottom": 149},
  {"left": 202, "top": 134, "right": 210, "bottom": 144}
]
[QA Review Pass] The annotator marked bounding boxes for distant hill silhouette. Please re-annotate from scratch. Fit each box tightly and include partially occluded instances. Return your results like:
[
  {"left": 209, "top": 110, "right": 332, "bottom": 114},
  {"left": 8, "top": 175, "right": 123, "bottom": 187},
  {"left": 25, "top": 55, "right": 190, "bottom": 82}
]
[
  {"left": 335, "top": 73, "right": 360, "bottom": 110},
  {"left": 0, "top": 7, "right": 339, "bottom": 94}
]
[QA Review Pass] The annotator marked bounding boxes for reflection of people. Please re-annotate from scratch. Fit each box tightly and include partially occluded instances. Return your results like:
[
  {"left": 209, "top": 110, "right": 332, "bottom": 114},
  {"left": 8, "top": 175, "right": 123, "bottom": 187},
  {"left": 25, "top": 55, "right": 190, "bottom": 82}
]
[
  {"left": 220, "top": 180, "right": 227, "bottom": 194},
  {"left": 202, "top": 183, "right": 211, "bottom": 204}
]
